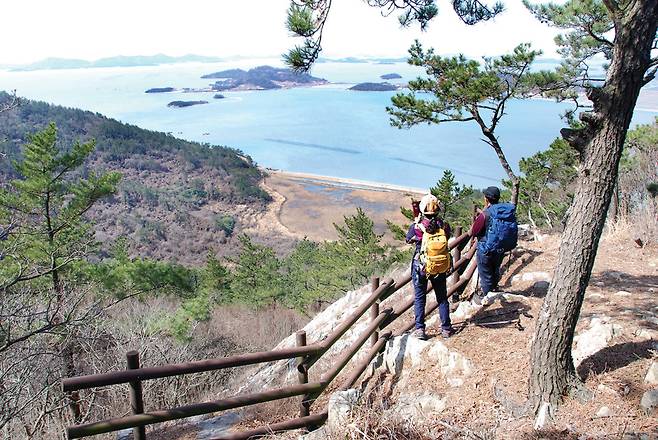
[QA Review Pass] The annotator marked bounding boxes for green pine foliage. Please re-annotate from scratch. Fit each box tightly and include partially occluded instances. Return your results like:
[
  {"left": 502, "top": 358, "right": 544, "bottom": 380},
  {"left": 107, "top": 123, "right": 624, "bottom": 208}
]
[
  {"left": 430, "top": 170, "right": 476, "bottom": 227},
  {"left": 387, "top": 170, "right": 481, "bottom": 241},
  {"left": 514, "top": 138, "right": 579, "bottom": 229},
  {"left": 513, "top": 119, "right": 658, "bottom": 229},
  {"left": 0, "top": 122, "right": 121, "bottom": 292}
]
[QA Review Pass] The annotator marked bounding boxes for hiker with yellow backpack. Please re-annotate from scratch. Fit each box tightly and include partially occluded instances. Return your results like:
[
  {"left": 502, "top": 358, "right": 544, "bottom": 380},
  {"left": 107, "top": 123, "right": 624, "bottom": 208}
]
[{"left": 405, "top": 194, "right": 456, "bottom": 340}]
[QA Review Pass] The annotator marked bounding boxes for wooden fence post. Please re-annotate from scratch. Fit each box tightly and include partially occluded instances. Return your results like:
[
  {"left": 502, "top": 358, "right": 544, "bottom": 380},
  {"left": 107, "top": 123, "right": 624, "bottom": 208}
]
[
  {"left": 296, "top": 331, "right": 310, "bottom": 418},
  {"left": 370, "top": 277, "right": 380, "bottom": 348},
  {"left": 126, "top": 351, "right": 146, "bottom": 440}
]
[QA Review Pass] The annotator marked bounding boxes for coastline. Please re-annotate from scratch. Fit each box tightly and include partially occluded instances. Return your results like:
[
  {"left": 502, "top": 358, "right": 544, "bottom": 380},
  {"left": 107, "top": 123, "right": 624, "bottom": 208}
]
[
  {"left": 260, "top": 169, "right": 423, "bottom": 242},
  {"left": 263, "top": 168, "right": 426, "bottom": 195}
]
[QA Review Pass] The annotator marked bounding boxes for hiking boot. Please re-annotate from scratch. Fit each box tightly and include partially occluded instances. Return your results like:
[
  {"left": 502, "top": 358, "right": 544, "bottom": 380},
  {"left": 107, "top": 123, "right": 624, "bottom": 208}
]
[
  {"left": 412, "top": 329, "right": 428, "bottom": 340},
  {"left": 441, "top": 328, "right": 456, "bottom": 339},
  {"left": 472, "top": 293, "right": 483, "bottom": 306}
]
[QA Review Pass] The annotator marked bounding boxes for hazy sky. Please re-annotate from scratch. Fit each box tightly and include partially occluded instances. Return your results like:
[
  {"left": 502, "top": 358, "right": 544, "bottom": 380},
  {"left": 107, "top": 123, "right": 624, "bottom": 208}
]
[{"left": 1, "top": 0, "right": 560, "bottom": 64}]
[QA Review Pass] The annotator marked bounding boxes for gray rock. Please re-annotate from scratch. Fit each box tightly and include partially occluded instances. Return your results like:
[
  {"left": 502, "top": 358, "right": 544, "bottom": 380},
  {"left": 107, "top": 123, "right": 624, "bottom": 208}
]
[
  {"left": 298, "top": 426, "right": 328, "bottom": 440},
  {"left": 327, "top": 389, "right": 360, "bottom": 434},
  {"left": 615, "top": 290, "right": 632, "bottom": 297},
  {"left": 385, "top": 392, "right": 447, "bottom": 420},
  {"left": 196, "top": 412, "right": 241, "bottom": 439},
  {"left": 533, "top": 280, "right": 550, "bottom": 294},
  {"left": 640, "top": 389, "right": 658, "bottom": 415},
  {"left": 645, "top": 362, "right": 658, "bottom": 385}
]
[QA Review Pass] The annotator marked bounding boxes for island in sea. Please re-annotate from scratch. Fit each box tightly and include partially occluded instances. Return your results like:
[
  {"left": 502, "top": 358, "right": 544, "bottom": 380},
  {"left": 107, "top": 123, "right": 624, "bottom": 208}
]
[
  {"left": 349, "top": 82, "right": 399, "bottom": 91},
  {"left": 201, "top": 66, "right": 328, "bottom": 91},
  {"left": 145, "top": 87, "right": 176, "bottom": 93},
  {"left": 167, "top": 100, "right": 208, "bottom": 108},
  {"left": 380, "top": 73, "right": 402, "bottom": 80}
]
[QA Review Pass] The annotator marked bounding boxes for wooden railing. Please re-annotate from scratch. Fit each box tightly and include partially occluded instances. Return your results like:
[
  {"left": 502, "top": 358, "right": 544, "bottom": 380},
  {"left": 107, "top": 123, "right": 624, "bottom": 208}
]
[{"left": 62, "top": 227, "right": 478, "bottom": 440}]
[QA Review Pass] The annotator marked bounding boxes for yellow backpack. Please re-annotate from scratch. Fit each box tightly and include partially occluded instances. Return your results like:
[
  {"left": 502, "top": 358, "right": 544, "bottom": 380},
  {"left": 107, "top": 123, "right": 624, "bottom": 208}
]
[{"left": 420, "top": 228, "right": 450, "bottom": 276}]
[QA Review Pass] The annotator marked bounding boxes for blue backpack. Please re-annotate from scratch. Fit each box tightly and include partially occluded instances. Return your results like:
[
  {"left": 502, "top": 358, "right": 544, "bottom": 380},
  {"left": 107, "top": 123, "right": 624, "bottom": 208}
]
[{"left": 478, "top": 203, "right": 518, "bottom": 254}]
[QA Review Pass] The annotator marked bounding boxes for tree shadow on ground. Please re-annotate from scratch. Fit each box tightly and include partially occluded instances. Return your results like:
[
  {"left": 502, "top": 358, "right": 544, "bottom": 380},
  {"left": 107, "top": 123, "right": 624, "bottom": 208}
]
[
  {"left": 452, "top": 297, "right": 534, "bottom": 333},
  {"left": 580, "top": 271, "right": 658, "bottom": 333},
  {"left": 498, "top": 246, "right": 548, "bottom": 298},
  {"left": 577, "top": 339, "right": 656, "bottom": 380},
  {"left": 589, "top": 270, "right": 658, "bottom": 292}
]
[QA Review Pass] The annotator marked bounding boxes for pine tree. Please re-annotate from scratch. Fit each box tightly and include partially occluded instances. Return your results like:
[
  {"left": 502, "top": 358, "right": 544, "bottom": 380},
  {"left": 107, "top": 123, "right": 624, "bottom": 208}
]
[
  {"left": 0, "top": 122, "right": 120, "bottom": 425},
  {"left": 387, "top": 42, "right": 543, "bottom": 205}
]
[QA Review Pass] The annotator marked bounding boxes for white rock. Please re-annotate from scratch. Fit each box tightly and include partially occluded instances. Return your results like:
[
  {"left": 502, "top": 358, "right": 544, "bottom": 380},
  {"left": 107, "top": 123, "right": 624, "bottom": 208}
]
[
  {"left": 572, "top": 317, "right": 623, "bottom": 367},
  {"left": 634, "top": 328, "right": 658, "bottom": 340},
  {"left": 615, "top": 290, "right": 632, "bottom": 297},
  {"left": 299, "top": 427, "right": 328, "bottom": 440},
  {"left": 595, "top": 406, "right": 612, "bottom": 418},
  {"left": 640, "top": 389, "right": 658, "bottom": 415},
  {"left": 453, "top": 300, "right": 482, "bottom": 320},
  {"left": 645, "top": 362, "right": 658, "bottom": 385},
  {"left": 597, "top": 383, "right": 619, "bottom": 397},
  {"left": 385, "top": 392, "right": 447, "bottom": 420},
  {"left": 381, "top": 335, "right": 472, "bottom": 388},
  {"left": 588, "top": 292, "right": 605, "bottom": 299},
  {"left": 512, "top": 271, "right": 551, "bottom": 283},
  {"left": 327, "top": 389, "right": 360, "bottom": 434}
]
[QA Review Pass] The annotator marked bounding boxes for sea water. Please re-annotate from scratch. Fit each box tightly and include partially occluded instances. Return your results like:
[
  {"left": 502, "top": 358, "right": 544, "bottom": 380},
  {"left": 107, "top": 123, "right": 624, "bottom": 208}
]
[{"left": 0, "top": 59, "right": 656, "bottom": 190}]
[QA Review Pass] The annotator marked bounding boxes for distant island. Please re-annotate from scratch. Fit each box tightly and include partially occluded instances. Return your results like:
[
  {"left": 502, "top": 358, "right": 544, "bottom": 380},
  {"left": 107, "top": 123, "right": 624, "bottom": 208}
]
[
  {"left": 11, "top": 54, "right": 224, "bottom": 72},
  {"left": 349, "top": 82, "right": 398, "bottom": 92},
  {"left": 201, "top": 66, "right": 328, "bottom": 91},
  {"left": 145, "top": 87, "right": 176, "bottom": 93},
  {"left": 167, "top": 100, "right": 208, "bottom": 108},
  {"left": 380, "top": 73, "right": 402, "bottom": 80}
]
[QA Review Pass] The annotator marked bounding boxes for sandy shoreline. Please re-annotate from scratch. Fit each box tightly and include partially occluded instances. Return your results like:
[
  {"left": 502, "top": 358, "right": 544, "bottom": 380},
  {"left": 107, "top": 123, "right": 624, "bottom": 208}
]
[
  {"left": 262, "top": 168, "right": 426, "bottom": 195},
  {"left": 259, "top": 169, "right": 422, "bottom": 242}
]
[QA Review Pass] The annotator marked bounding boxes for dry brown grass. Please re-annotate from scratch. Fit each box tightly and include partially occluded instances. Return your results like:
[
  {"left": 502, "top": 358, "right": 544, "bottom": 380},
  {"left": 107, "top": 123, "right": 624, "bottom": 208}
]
[
  {"left": 604, "top": 205, "right": 658, "bottom": 247},
  {"left": 209, "top": 304, "right": 308, "bottom": 351}
]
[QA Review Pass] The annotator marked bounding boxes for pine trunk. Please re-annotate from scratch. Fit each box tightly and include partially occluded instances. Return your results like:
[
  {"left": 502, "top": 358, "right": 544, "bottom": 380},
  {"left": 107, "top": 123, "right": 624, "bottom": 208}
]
[{"left": 528, "top": 0, "right": 658, "bottom": 418}]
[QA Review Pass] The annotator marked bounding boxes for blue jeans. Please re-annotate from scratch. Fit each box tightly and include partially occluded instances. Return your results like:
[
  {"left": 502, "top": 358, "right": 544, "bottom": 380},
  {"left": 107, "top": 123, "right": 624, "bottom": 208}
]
[
  {"left": 411, "top": 259, "right": 452, "bottom": 331},
  {"left": 476, "top": 249, "right": 505, "bottom": 295}
]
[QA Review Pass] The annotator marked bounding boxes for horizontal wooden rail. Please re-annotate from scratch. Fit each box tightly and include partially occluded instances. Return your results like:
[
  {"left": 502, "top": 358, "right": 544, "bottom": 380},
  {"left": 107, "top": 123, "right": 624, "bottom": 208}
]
[
  {"left": 300, "top": 279, "right": 395, "bottom": 369},
  {"left": 210, "top": 412, "right": 329, "bottom": 440},
  {"left": 340, "top": 331, "right": 392, "bottom": 391},
  {"left": 63, "top": 345, "right": 321, "bottom": 392},
  {"left": 68, "top": 382, "right": 324, "bottom": 439}
]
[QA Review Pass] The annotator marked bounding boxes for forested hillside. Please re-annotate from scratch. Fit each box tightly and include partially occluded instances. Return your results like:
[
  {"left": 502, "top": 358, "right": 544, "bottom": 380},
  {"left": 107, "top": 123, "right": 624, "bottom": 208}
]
[{"left": 0, "top": 92, "right": 270, "bottom": 262}]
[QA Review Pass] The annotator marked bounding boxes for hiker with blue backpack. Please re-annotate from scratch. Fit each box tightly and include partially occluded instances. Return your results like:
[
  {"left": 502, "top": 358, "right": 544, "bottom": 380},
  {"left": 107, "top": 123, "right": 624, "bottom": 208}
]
[
  {"left": 470, "top": 186, "right": 518, "bottom": 305},
  {"left": 405, "top": 194, "right": 456, "bottom": 340}
]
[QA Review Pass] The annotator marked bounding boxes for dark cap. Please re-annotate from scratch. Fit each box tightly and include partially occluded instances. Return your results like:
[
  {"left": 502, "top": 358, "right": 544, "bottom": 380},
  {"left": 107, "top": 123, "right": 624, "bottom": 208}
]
[{"left": 484, "top": 186, "right": 500, "bottom": 201}]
